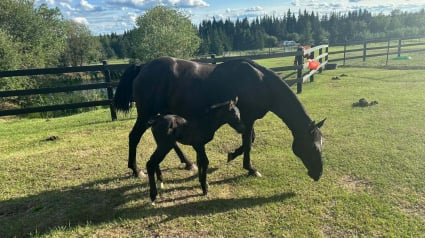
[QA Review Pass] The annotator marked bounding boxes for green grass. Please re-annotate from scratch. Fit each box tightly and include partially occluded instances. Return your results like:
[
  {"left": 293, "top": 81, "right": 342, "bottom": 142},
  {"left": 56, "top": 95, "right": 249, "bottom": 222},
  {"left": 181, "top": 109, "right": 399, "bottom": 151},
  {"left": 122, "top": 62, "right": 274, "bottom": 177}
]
[{"left": 1, "top": 65, "right": 425, "bottom": 237}]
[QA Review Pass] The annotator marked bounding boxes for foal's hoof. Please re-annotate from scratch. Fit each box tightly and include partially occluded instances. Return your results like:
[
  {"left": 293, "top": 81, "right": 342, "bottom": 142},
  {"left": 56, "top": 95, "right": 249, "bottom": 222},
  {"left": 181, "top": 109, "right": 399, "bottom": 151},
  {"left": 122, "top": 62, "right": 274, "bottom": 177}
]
[
  {"left": 248, "top": 170, "right": 262, "bottom": 177},
  {"left": 187, "top": 164, "right": 198, "bottom": 171}
]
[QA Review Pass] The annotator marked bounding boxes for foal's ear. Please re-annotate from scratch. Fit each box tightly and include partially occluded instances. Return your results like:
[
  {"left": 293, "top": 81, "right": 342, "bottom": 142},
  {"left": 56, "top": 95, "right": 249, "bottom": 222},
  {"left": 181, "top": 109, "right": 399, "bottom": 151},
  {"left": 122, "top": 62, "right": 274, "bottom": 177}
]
[{"left": 316, "top": 118, "right": 326, "bottom": 128}]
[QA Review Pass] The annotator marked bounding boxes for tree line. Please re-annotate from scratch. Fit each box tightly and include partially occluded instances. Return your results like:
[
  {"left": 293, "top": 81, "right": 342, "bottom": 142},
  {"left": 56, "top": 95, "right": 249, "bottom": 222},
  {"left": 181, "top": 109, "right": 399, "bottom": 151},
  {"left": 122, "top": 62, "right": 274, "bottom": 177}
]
[
  {"left": 2, "top": 2, "right": 425, "bottom": 71},
  {"left": 102, "top": 8, "right": 425, "bottom": 57}
]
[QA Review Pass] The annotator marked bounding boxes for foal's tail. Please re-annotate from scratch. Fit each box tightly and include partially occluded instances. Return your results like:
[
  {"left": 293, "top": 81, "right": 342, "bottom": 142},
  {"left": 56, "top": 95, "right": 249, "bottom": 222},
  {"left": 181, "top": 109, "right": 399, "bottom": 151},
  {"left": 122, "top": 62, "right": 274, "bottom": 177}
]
[{"left": 113, "top": 64, "right": 143, "bottom": 113}]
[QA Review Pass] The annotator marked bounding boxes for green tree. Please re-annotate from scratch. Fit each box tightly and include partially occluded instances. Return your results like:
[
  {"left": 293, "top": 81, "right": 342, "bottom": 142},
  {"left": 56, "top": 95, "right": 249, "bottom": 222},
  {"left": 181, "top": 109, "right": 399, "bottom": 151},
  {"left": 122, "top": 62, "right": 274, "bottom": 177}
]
[
  {"left": 0, "top": 29, "right": 20, "bottom": 71},
  {"left": 0, "top": 0, "right": 66, "bottom": 68},
  {"left": 60, "top": 21, "right": 100, "bottom": 66},
  {"left": 133, "top": 6, "right": 201, "bottom": 61}
]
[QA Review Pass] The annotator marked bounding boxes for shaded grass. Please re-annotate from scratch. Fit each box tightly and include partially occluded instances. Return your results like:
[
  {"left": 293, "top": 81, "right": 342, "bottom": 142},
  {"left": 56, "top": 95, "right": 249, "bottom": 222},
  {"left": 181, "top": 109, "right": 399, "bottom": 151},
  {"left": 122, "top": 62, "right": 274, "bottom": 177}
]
[{"left": 1, "top": 65, "right": 425, "bottom": 237}]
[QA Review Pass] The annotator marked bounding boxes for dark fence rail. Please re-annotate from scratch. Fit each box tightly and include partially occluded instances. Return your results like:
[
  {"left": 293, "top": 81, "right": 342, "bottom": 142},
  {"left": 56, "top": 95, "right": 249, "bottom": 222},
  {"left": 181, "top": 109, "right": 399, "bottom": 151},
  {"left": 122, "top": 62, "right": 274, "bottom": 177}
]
[
  {"left": 0, "top": 61, "right": 129, "bottom": 119},
  {"left": 1, "top": 45, "right": 328, "bottom": 119}
]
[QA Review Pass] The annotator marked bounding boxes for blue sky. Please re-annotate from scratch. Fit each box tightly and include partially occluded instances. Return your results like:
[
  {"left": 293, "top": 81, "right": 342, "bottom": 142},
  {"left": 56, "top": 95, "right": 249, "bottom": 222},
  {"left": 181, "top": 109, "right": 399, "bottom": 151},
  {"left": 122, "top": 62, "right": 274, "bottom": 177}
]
[{"left": 34, "top": 0, "right": 425, "bottom": 35}]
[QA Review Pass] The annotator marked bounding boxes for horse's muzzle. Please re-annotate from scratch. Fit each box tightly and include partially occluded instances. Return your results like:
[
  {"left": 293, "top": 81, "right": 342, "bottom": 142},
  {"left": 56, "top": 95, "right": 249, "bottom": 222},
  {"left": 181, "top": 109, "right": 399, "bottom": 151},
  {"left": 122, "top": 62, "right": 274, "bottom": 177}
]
[{"left": 308, "top": 170, "right": 322, "bottom": 181}]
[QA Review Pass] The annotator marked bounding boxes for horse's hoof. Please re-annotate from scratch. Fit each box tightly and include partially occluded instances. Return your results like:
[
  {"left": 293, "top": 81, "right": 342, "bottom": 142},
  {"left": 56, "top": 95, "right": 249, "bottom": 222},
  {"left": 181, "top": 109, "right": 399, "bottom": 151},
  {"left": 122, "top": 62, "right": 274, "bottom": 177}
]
[
  {"left": 248, "top": 170, "right": 262, "bottom": 177},
  {"left": 137, "top": 170, "right": 146, "bottom": 178},
  {"left": 151, "top": 201, "right": 156, "bottom": 206}
]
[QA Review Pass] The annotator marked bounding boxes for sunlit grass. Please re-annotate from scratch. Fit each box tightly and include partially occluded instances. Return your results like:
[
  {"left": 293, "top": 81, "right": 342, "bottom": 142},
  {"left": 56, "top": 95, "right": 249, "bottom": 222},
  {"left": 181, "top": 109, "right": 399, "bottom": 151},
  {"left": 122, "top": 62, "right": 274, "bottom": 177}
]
[{"left": 1, "top": 65, "right": 424, "bottom": 237}]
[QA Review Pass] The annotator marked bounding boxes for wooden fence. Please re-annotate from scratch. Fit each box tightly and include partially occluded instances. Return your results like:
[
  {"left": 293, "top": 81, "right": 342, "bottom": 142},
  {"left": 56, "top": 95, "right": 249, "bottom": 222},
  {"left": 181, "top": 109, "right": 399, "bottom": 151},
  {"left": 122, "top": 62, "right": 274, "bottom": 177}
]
[
  {"left": 199, "top": 44, "right": 329, "bottom": 94},
  {"left": 329, "top": 36, "right": 425, "bottom": 66},
  {"left": 0, "top": 45, "right": 328, "bottom": 119},
  {"left": 0, "top": 61, "right": 129, "bottom": 120}
]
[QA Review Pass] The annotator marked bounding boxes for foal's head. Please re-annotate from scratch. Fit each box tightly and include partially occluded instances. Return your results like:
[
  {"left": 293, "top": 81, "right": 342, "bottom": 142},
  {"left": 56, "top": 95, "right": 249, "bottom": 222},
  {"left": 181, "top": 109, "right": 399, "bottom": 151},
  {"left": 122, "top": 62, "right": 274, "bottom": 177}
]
[{"left": 210, "top": 98, "right": 245, "bottom": 134}]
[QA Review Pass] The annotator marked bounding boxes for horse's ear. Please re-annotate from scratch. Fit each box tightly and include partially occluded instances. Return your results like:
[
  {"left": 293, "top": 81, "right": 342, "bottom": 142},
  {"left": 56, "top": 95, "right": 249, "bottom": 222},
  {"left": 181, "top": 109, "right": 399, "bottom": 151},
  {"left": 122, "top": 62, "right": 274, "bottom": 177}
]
[
  {"left": 316, "top": 118, "right": 326, "bottom": 128},
  {"left": 234, "top": 96, "right": 239, "bottom": 104},
  {"left": 229, "top": 99, "right": 236, "bottom": 109}
]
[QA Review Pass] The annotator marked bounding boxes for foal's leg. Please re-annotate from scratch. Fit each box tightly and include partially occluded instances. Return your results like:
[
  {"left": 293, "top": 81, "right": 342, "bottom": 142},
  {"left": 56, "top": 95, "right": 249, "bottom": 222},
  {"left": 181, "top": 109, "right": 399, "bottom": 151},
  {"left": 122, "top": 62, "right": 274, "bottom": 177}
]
[
  {"left": 228, "top": 128, "right": 256, "bottom": 162},
  {"left": 194, "top": 145, "right": 209, "bottom": 195},
  {"left": 128, "top": 116, "right": 149, "bottom": 177},
  {"left": 155, "top": 165, "right": 164, "bottom": 189},
  {"left": 147, "top": 144, "right": 173, "bottom": 203},
  {"left": 173, "top": 143, "right": 197, "bottom": 170}
]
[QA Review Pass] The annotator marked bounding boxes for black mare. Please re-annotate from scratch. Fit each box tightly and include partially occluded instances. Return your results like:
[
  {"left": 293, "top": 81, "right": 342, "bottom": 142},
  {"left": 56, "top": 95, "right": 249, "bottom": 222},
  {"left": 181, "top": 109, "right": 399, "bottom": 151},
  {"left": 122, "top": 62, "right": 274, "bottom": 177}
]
[
  {"left": 114, "top": 57, "right": 326, "bottom": 181},
  {"left": 146, "top": 99, "right": 244, "bottom": 203}
]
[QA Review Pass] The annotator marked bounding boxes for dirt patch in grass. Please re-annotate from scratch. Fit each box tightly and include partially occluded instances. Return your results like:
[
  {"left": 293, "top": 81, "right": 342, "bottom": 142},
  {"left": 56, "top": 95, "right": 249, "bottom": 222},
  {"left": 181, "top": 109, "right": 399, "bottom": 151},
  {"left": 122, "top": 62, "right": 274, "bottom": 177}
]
[
  {"left": 398, "top": 195, "right": 425, "bottom": 220},
  {"left": 339, "top": 175, "right": 372, "bottom": 192}
]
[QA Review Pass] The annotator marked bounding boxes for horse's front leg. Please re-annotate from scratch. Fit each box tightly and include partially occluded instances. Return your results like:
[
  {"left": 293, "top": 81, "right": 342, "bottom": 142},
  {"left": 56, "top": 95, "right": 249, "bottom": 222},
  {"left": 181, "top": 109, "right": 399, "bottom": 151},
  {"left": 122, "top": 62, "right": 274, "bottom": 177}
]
[
  {"left": 194, "top": 146, "right": 209, "bottom": 195},
  {"left": 173, "top": 143, "right": 197, "bottom": 171},
  {"left": 241, "top": 123, "right": 262, "bottom": 177},
  {"left": 227, "top": 128, "right": 256, "bottom": 162},
  {"left": 129, "top": 116, "right": 149, "bottom": 177}
]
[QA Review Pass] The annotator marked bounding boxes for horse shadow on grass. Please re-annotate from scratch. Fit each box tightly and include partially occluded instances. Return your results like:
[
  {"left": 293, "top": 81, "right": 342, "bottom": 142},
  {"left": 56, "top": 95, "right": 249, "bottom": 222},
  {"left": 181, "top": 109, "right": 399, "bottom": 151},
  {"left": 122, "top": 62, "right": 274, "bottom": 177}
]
[{"left": 0, "top": 173, "right": 295, "bottom": 237}]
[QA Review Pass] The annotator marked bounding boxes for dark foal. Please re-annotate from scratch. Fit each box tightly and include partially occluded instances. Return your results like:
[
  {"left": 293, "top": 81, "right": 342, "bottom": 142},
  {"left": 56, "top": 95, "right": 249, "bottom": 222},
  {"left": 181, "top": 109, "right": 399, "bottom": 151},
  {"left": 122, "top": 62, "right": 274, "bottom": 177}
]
[{"left": 146, "top": 99, "right": 245, "bottom": 204}]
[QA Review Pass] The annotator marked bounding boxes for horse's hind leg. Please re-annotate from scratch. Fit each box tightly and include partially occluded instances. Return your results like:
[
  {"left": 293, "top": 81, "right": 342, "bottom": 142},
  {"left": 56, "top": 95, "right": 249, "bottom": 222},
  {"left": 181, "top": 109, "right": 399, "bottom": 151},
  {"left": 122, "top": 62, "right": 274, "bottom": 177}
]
[
  {"left": 128, "top": 116, "right": 149, "bottom": 177},
  {"left": 173, "top": 143, "right": 197, "bottom": 170}
]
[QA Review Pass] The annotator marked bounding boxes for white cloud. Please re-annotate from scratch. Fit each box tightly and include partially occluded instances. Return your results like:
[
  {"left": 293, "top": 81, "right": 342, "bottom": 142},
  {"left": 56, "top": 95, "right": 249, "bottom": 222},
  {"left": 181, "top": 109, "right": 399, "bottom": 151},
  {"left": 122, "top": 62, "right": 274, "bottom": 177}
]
[
  {"left": 72, "top": 17, "right": 89, "bottom": 25},
  {"left": 245, "top": 6, "right": 263, "bottom": 12},
  {"left": 60, "top": 2, "right": 77, "bottom": 11},
  {"left": 108, "top": 0, "right": 209, "bottom": 9},
  {"left": 169, "top": 0, "right": 209, "bottom": 7},
  {"left": 34, "top": 0, "right": 57, "bottom": 6},
  {"left": 80, "top": 0, "right": 95, "bottom": 11}
]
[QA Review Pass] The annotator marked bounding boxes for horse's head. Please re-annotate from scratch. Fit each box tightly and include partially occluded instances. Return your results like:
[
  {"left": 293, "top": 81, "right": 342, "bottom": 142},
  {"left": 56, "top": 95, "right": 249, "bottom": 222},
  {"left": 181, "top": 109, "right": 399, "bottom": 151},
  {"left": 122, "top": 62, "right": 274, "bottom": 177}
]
[
  {"left": 292, "top": 119, "right": 326, "bottom": 181},
  {"left": 211, "top": 97, "right": 245, "bottom": 134}
]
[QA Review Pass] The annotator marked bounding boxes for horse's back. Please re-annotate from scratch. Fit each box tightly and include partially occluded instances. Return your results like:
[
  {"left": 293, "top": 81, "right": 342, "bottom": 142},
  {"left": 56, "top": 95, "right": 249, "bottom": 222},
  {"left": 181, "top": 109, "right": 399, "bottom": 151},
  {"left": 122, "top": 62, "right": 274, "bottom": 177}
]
[{"left": 134, "top": 57, "right": 216, "bottom": 117}]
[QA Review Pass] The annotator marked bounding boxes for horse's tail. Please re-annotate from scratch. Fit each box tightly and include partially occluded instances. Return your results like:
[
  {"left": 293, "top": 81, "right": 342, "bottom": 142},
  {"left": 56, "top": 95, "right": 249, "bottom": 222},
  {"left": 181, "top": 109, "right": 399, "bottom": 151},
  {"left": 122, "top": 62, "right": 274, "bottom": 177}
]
[{"left": 113, "top": 64, "right": 143, "bottom": 113}]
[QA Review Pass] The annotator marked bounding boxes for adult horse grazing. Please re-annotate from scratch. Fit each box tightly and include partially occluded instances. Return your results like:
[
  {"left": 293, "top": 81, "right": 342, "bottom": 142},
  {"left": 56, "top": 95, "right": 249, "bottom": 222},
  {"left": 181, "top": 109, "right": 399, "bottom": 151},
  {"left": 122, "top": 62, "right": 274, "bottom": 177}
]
[
  {"left": 146, "top": 99, "right": 244, "bottom": 204},
  {"left": 114, "top": 56, "right": 326, "bottom": 181}
]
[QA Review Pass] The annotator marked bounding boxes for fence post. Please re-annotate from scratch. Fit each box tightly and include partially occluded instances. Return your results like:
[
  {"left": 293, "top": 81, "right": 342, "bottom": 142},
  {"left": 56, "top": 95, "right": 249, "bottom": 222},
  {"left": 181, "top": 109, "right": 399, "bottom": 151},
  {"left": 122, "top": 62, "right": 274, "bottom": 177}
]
[
  {"left": 398, "top": 39, "right": 402, "bottom": 57},
  {"left": 363, "top": 41, "right": 367, "bottom": 62},
  {"left": 102, "top": 60, "right": 117, "bottom": 121},
  {"left": 310, "top": 47, "right": 315, "bottom": 82},
  {"left": 296, "top": 46, "right": 304, "bottom": 94},
  {"left": 386, "top": 39, "right": 390, "bottom": 66},
  {"left": 319, "top": 47, "right": 323, "bottom": 73},
  {"left": 343, "top": 40, "right": 347, "bottom": 66},
  {"left": 211, "top": 54, "right": 216, "bottom": 64}
]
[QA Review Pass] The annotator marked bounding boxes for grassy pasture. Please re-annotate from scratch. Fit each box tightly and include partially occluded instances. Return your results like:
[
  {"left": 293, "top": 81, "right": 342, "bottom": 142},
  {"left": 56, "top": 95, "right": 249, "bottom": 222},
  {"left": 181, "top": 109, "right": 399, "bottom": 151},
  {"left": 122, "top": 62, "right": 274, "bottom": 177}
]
[{"left": 1, "top": 63, "right": 425, "bottom": 237}]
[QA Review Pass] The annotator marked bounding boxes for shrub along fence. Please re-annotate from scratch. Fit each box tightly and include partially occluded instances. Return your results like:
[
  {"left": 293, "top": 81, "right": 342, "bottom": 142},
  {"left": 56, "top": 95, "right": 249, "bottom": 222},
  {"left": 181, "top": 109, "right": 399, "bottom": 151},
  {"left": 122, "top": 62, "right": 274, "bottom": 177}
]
[{"left": 0, "top": 46, "right": 328, "bottom": 120}]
